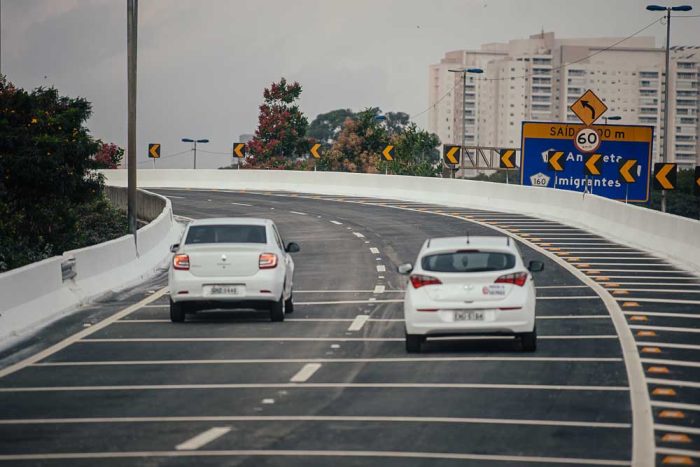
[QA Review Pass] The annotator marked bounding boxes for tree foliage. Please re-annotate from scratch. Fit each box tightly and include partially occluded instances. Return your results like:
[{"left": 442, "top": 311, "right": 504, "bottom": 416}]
[
  {"left": 92, "top": 141, "right": 124, "bottom": 169},
  {"left": 246, "top": 78, "right": 309, "bottom": 169},
  {"left": 0, "top": 76, "right": 127, "bottom": 272}
]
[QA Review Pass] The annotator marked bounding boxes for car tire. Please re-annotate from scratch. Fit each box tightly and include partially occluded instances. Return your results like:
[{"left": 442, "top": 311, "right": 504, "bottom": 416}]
[
  {"left": 170, "top": 299, "right": 185, "bottom": 323},
  {"left": 284, "top": 294, "right": 294, "bottom": 314},
  {"left": 270, "top": 296, "right": 285, "bottom": 322},
  {"left": 520, "top": 327, "right": 537, "bottom": 352},
  {"left": 405, "top": 333, "right": 423, "bottom": 353}
]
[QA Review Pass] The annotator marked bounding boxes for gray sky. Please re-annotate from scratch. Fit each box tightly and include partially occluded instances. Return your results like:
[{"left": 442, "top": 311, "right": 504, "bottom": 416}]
[{"left": 2, "top": 0, "right": 698, "bottom": 168}]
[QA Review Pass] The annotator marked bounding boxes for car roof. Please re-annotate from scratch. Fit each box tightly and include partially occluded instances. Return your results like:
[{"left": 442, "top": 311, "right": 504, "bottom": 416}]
[
  {"left": 422, "top": 236, "right": 515, "bottom": 253},
  {"left": 188, "top": 217, "right": 272, "bottom": 227}
]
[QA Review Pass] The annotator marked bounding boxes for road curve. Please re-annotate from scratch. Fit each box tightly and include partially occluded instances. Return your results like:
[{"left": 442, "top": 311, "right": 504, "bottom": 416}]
[{"left": 0, "top": 188, "right": 698, "bottom": 466}]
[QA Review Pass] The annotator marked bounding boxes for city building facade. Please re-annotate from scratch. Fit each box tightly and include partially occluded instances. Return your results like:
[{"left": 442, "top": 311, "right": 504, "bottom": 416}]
[{"left": 428, "top": 32, "right": 700, "bottom": 168}]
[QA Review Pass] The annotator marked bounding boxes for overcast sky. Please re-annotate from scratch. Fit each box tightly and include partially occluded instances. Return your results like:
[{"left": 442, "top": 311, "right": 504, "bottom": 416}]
[{"left": 2, "top": 0, "right": 698, "bottom": 168}]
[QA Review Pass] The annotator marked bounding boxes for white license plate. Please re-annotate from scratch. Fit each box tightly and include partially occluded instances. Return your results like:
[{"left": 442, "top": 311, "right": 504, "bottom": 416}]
[
  {"left": 455, "top": 311, "right": 484, "bottom": 321},
  {"left": 206, "top": 285, "right": 244, "bottom": 296}
]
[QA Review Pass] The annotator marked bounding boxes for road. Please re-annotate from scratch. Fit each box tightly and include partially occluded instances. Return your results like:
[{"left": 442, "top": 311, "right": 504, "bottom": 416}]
[{"left": 0, "top": 188, "right": 698, "bottom": 466}]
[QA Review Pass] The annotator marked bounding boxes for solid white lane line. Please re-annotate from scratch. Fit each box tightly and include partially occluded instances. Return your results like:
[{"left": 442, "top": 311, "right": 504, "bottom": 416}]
[
  {"left": 608, "top": 288, "right": 700, "bottom": 294},
  {"left": 347, "top": 315, "right": 370, "bottom": 332},
  {"left": 536, "top": 296, "right": 599, "bottom": 300},
  {"left": 295, "top": 299, "right": 401, "bottom": 305},
  {"left": 289, "top": 363, "right": 322, "bottom": 382},
  {"left": 610, "top": 282, "right": 700, "bottom": 287},
  {"left": 289, "top": 211, "right": 307, "bottom": 216},
  {"left": 595, "top": 276, "right": 699, "bottom": 280},
  {"left": 630, "top": 324, "right": 700, "bottom": 334},
  {"left": 370, "top": 247, "right": 380, "bottom": 254},
  {"left": 373, "top": 285, "right": 385, "bottom": 294},
  {"left": 655, "top": 424, "right": 700, "bottom": 435},
  {"left": 537, "top": 315, "right": 610, "bottom": 320},
  {"left": 637, "top": 342, "right": 700, "bottom": 352},
  {"left": 651, "top": 400, "right": 700, "bottom": 412},
  {"left": 0, "top": 383, "right": 630, "bottom": 393},
  {"left": 165, "top": 195, "right": 185, "bottom": 199},
  {"left": 617, "top": 298, "right": 700, "bottom": 305},
  {"left": 175, "top": 427, "right": 231, "bottom": 451},
  {"left": 230, "top": 202, "right": 252, "bottom": 206},
  {"left": 647, "top": 378, "right": 700, "bottom": 389},
  {"left": 376, "top": 265, "right": 386, "bottom": 272},
  {"left": 625, "top": 311, "right": 700, "bottom": 319},
  {"left": 78, "top": 335, "right": 617, "bottom": 343},
  {"left": 118, "top": 315, "right": 609, "bottom": 324},
  {"left": 0, "top": 415, "right": 632, "bottom": 429},
  {"left": 352, "top": 232, "right": 365, "bottom": 238},
  {"left": 535, "top": 285, "right": 590, "bottom": 289},
  {"left": 0, "top": 289, "right": 169, "bottom": 380},
  {"left": 566, "top": 257, "right": 663, "bottom": 261},
  {"left": 294, "top": 290, "right": 402, "bottom": 293},
  {"left": 589, "top": 269, "right": 686, "bottom": 274},
  {"left": 656, "top": 447, "right": 700, "bottom": 459},
  {"left": 641, "top": 358, "right": 700, "bottom": 369},
  {"left": 330, "top": 220, "right": 343, "bottom": 225},
  {"left": 32, "top": 357, "right": 623, "bottom": 367},
  {"left": 573, "top": 263, "right": 669, "bottom": 267}
]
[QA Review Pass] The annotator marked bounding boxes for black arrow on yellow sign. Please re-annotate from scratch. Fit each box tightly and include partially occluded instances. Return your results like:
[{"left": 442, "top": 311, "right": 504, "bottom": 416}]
[
  {"left": 443, "top": 145, "right": 461, "bottom": 165},
  {"left": 310, "top": 143, "right": 321, "bottom": 159},
  {"left": 653, "top": 163, "right": 677, "bottom": 190},
  {"left": 499, "top": 149, "right": 516, "bottom": 169},
  {"left": 382, "top": 145, "right": 395, "bottom": 161},
  {"left": 233, "top": 143, "right": 246, "bottom": 158},
  {"left": 618, "top": 159, "right": 638, "bottom": 184},
  {"left": 148, "top": 143, "right": 160, "bottom": 159},
  {"left": 695, "top": 166, "right": 700, "bottom": 197},
  {"left": 584, "top": 154, "right": 602, "bottom": 176},
  {"left": 547, "top": 151, "right": 565, "bottom": 172}
]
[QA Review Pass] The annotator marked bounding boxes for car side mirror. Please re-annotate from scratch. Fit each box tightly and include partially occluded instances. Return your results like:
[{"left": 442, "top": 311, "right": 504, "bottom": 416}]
[
  {"left": 170, "top": 243, "right": 180, "bottom": 253},
  {"left": 397, "top": 263, "right": 413, "bottom": 275},
  {"left": 528, "top": 260, "right": 544, "bottom": 273},
  {"left": 286, "top": 242, "right": 300, "bottom": 253}
]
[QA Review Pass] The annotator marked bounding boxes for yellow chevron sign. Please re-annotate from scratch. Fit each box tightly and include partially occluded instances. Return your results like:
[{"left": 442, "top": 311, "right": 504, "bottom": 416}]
[
  {"left": 547, "top": 151, "right": 565, "bottom": 172},
  {"left": 310, "top": 143, "right": 321, "bottom": 159},
  {"left": 443, "top": 145, "right": 461, "bottom": 165},
  {"left": 148, "top": 143, "right": 160, "bottom": 159},
  {"left": 584, "top": 153, "right": 602, "bottom": 176},
  {"left": 382, "top": 145, "right": 395, "bottom": 161},
  {"left": 500, "top": 149, "right": 516, "bottom": 169},
  {"left": 619, "top": 159, "right": 637, "bottom": 184},
  {"left": 653, "top": 163, "right": 676, "bottom": 190},
  {"left": 233, "top": 143, "right": 246, "bottom": 158}
]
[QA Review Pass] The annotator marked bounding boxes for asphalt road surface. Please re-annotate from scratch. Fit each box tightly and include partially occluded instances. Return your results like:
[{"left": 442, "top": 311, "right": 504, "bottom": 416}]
[{"left": 1, "top": 188, "right": 699, "bottom": 466}]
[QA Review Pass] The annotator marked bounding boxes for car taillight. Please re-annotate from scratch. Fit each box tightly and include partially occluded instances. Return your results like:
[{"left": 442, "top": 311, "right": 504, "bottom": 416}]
[
  {"left": 495, "top": 272, "right": 528, "bottom": 287},
  {"left": 410, "top": 274, "right": 442, "bottom": 289},
  {"left": 259, "top": 253, "right": 278, "bottom": 269},
  {"left": 173, "top": 254, "right": 190, "bottom": 270}
]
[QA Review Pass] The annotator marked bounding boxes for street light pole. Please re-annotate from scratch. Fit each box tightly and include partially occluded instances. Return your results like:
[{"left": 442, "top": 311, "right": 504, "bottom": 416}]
[
  {"left": 182, "top": 138, "right": 209, "bottom": 169},
  {"left": 604, "top": 116, "right": 622, "bottom": 125},
  {"left": 647, "top": 4, "right": 693, "bottom": 213},
  {"left": 127, "top": 0, "right": 138, "bottom": 240},
  {"left": 448, "top": 68, "right": 484, "bottom": 179}
]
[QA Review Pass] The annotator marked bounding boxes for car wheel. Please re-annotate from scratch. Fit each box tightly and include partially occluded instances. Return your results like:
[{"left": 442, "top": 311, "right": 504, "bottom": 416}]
[
  {"left": 520, "top": 327, "right": 537, "bottom": 352},
  {"left": 405, "top": 333, "right": 423, "bottom": 353},
  {"left": 170, "top": 299, "right": 185, "bottom": 323},
  {"left": 270, "top": 296, "right": 285, "bottom": 322},
  {"left": 284, "top": 293, "right": 294, "bottom": 314}
]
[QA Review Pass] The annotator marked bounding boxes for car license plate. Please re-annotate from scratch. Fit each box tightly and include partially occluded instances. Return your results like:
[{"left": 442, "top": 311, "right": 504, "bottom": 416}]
[
  {"left": 455, "top": 311, "right": 484, "bottom": 321},
  {"left": 207, "top": 285, "right": 244, "bottom": 296}
]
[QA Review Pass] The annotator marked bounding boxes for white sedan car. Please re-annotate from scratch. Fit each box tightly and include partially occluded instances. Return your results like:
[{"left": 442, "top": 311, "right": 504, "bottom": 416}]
[
  {"left": 398, "top": 236, "right": 543, "bottom": 353},
  {"left": 168, "top": 218, "right": 299, "bottom": 323}
]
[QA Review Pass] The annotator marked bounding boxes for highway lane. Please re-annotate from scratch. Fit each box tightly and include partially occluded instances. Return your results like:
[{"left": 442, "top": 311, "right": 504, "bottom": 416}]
[{"left": 0, "top": 188, "right": 696, "bottom": 465}]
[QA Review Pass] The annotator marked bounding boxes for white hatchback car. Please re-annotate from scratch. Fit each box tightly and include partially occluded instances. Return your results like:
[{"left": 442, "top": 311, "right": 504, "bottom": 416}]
[
  {"left": 168, "top": 218, "right": 299, "bottom": 323},
  {"left": 398, "top": 236, "right": 543, "bottom": 353}
]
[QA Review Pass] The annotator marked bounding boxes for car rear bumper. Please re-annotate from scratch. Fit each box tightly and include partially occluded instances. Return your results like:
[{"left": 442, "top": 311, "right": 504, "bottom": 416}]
[
  {"left": 169, "top": 270, "right": 284, "bottom": 303},
  {"left": 404, "top": 305, "right": 535, "bottom": 335}
]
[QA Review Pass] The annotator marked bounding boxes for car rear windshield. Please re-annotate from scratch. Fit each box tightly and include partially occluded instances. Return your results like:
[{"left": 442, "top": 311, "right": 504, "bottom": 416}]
[
  {"left": 422, "top": 251, "right": 516, "bottom": 273},
  {"left": 185, "top": 225, "right": 267, "bottom": 244}
]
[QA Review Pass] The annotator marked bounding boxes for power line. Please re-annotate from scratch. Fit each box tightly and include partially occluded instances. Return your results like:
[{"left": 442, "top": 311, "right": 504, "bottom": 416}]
[
  {"left": 410, "top": 16, "right": 665, "bottom": 120},
  {"left": 136, "top": 148, "right": 191, "bottom": 165}
]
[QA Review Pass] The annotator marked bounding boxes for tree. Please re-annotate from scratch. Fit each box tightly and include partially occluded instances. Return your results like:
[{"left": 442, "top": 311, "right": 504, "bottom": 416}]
[
  {"left": 247, "top": 78, "right": 309, "bottom": 169},
  {"left": 0, "top": 76, "right": 127, "bottom": 271},
  {"left": 321, "top": 108, "right": 388, "bottom": 173},
  {"left": 308, "top": 108, "right": 355, "bottom": 144},
  {"left": 92, "top": 141, "right": 124, "bottom": 169}
]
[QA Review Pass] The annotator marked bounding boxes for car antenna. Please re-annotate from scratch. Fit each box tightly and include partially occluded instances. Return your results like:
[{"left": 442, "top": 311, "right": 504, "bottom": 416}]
[
  {"left": 466, "top": 232, "right": 470, "bottom": 244},
  {"left": 507, "top": 236, "right": 510, "bottom": 246}
]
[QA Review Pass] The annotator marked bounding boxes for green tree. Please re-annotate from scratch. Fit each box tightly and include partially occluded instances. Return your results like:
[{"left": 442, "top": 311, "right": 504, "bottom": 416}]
[
  {"left": 308, "top": 108, "right": 355, "bottom": 144},
  {"left": 247, "top": 78, "right": 309, "bottom": 169},
  {"left": 650, "top": 168, "right": 700, "bottom": 219},
  {"left": 0, "top": 76, "right": 127, "bottom": 271},
  {"left": 320, "top": 108, "right": 388, "bottom": 173}
]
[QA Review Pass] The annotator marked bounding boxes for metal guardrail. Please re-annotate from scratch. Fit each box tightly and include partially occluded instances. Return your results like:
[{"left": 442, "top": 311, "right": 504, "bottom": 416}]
[{"left": 61, "top": 257, "right": 76, "bottom": 282}]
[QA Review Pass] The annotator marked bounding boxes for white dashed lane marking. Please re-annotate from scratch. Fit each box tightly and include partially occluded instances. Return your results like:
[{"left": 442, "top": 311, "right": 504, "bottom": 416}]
[
  {"left": 376, "top": 265, "right": 386, "bottom": 272},
  {"left": 175, "top": 426, "right": 231, "bottom": 451},
  {"left": 230, "top": 202, "right": 252, "bottom": 207},
  {"left": 370, "top": 247, "right": 380, "bottom": 254},
  {"left": 330, "top": 220, "right": 343, "bottom": 225},
  {"left": 373, "top": 285, "right": 386, "bottom": 294},
  {"left": 353, "top": 232, "right": 365, "bottom": 238},
  {"left": 289, "top": 363, "right": 322, "bottom": 383},
  {"left": 348, "top": 315, "right": 370, "bottom": 332}
]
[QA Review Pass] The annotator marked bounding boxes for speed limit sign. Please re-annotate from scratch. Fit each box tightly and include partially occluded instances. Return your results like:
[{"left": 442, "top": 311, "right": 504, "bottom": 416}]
[{"left": 574, "top": 128, "right": 601, "bottom": 153}]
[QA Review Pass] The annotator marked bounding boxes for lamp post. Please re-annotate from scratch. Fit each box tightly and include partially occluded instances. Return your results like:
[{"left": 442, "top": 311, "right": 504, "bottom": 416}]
[
  {"left": 646, "top": 4, "right": 692, "bottom": 213},
  {"left": 603, "top": 115, "right": 622, "bottom": 124},
  {"left": 448, "top": 68, "right": 484, "bottom": 178},
  {"left": 127, "top": 0, "right": 138, "bottom": 241},
  {"left": 181, "top": 138, "right": 209, "bottom": 169}
]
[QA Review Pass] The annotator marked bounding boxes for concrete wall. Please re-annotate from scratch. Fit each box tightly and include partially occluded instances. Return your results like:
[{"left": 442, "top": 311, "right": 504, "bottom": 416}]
[
  {"left": 103, "top": 169, "right": 700, "bottom": 274},
  {"left": 0, "top": 189, "right": 183, "bottom": 349}
]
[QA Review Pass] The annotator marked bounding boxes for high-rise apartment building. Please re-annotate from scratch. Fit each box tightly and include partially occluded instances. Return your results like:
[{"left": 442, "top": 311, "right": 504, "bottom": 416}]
[{"left": 428, "top": 32, "right": 700, "bottom": 168}]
